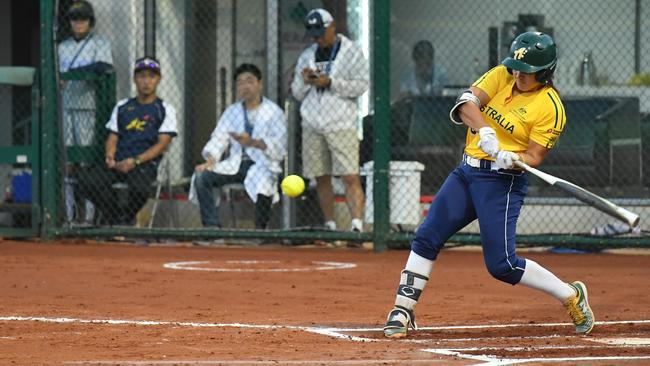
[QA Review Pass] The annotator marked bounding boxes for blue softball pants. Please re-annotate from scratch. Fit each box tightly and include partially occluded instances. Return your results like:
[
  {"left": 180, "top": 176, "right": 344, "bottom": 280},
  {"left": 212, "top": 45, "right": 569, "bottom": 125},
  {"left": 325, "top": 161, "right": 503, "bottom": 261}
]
[{"left": 411, "top": 159, "right": 529, "bottom": 285}]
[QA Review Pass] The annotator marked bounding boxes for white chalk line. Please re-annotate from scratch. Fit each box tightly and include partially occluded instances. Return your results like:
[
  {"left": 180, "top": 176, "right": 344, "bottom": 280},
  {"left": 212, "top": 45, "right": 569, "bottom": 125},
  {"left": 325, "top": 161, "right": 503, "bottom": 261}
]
[
  {"left": 312, "top": 319, "right": 650, "bottom": 365},
  {"left": 163, "top": 260, "right": 356, "bottom": 272},
  {"left": 394, "top": 334, "right": 565, "bottom": 344},
  {"left": 0, "top": 316, "right": 302, "bottom": 330},
  {"left": 3, "top": 315, "right": 650, "bottom": 365},
  {"left": 589, "top": 337, "right": 650, "bottom": 345},
  {"left": 434, "top": 344, "right": 650, "bottom": 352},
  {"left": 330, "top": 319, "right": 650, "bottom": 332},
  {"left": 64, "top": 360, "right": 447, "bottom": 365},
  {"left": 423, "top": 349, "right": 650, "bottom": 366}
]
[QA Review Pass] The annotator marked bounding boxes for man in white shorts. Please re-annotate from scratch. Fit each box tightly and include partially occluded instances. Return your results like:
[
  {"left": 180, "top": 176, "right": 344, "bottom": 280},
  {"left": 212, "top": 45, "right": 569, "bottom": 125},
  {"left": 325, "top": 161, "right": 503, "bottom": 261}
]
[{"left": 291, "top": 8, "right": 369, "bottom": 232}]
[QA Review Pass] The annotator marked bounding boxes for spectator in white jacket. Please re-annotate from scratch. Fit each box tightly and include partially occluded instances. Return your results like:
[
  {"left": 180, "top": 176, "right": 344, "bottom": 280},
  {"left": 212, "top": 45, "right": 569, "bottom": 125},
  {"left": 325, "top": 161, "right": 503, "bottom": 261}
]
[
  {"left": 290, "top": 8, "right": 369, "bottom": 232},
  {"left": 194, "top": 64, "right": 287, "bottom": 229},
  {"left": 58, "top": 0, "right": 113, "bottom": 226}
]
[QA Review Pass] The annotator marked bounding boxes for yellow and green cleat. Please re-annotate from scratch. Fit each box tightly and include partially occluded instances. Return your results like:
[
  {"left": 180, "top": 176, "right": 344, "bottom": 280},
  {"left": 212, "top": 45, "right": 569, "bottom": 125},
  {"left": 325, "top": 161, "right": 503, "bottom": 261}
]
[{"left": 564, "top": 281, "right": 595, "bottom": 334}]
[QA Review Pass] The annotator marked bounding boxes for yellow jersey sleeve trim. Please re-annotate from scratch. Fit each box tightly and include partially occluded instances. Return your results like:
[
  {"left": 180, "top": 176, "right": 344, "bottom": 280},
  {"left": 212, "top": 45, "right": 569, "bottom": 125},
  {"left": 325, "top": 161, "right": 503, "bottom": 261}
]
[
  {"left": 529, "top": 90, "right": 566, "bottom": 149},
  {"left": 548, "top": 89, "right": 566, "bottom": 130}
]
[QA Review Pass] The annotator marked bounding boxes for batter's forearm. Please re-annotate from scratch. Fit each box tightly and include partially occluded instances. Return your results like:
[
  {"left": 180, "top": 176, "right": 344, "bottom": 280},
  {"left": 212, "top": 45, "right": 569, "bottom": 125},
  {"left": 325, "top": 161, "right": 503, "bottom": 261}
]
[
  {"left": 459, "top": 103, "right": 489, "bottom": 131},
  {"left": 520, "top": 143, "right": 550, "bottom": 168}
]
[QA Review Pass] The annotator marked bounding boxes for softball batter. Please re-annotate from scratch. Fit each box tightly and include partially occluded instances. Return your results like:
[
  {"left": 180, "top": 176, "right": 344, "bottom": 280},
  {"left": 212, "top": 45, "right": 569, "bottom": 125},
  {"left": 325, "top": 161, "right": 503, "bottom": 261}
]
[{"left": 383, "top": 31, "right": 594, "bottom": 338}]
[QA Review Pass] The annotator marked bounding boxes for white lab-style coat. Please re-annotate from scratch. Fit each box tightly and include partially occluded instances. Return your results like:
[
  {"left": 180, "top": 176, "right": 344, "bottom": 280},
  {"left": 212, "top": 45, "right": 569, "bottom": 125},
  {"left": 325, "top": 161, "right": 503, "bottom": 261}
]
[
  {"left": 58, "top": 33, "right": 113, "bottom": 110},
  {"left": 201, "top": 97, "right": 287, "bottom": 204},
  {"left": 291, "top": 34, "right": 369, "bottom": 133}
]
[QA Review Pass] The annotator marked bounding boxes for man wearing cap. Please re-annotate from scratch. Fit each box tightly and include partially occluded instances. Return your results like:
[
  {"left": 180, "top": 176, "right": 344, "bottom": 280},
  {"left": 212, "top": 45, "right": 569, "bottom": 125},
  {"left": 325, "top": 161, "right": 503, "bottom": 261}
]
[
  {"left": 291, "top": 8, "right": 369, "bottom": 232},
  {"left": 78, "top": 57, "right": 178, "bottom": 225},
  {"left": 58, "top": 0, "right": 114, "bottom": 226}
]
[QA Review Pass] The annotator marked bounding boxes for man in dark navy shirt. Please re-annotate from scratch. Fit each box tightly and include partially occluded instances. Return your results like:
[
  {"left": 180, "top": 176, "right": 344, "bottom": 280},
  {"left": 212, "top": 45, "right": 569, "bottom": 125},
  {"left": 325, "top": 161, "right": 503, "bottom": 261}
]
[{"left": 79, "top": 57, "right": 178, "bottom": 225}]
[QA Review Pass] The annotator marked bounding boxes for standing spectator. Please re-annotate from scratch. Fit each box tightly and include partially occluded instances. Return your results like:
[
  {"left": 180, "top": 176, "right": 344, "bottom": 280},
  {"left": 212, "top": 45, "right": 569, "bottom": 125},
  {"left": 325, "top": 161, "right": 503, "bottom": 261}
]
[
  {"left": 193, "top": 64, "right": 287, "bottom": 229},
  {"left": 399, "top": 40, "right": 449, "bottom": 99},
  {"left": 58, "top": 0, "right": 113, "bottom": 225},
  {"left": 291, "top": 8, "right": 369, "bottom": 232},
  {"left": 78, "top": 57, "right": 177, "bottom": 225}
]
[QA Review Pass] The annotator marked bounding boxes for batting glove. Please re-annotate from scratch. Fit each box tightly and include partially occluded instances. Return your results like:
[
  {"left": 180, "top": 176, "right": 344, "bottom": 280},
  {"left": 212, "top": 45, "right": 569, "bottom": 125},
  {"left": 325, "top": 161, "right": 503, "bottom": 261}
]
[
  {"left": 477, "top": 127, "right": 499, "bottom": 157},
  {"left": 495, "top": 150, "right": 521, "bottom": 170}
]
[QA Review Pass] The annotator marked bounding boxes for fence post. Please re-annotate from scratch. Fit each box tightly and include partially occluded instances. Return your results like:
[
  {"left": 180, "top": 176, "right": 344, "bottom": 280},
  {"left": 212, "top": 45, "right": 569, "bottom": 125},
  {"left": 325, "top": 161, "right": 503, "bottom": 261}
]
[
  {"left": 40, "top": 0, "right": 60, "bottom": 238},
  {"left": 372, "top": 0, "right": 391, "bottom": 252}
]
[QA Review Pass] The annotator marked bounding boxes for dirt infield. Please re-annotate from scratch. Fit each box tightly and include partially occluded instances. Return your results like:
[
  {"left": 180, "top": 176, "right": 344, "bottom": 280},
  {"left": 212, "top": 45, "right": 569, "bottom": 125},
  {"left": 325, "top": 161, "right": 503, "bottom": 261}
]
[{"left": 1, "top": 239, "right": 650, "bottom": 365}]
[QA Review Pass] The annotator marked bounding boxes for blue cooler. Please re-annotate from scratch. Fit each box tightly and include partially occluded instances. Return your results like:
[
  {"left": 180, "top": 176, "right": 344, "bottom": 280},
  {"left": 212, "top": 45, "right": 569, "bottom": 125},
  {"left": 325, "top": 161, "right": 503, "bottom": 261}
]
[{"left": 11, "top": 172, "right": 32, "bottom": 203}]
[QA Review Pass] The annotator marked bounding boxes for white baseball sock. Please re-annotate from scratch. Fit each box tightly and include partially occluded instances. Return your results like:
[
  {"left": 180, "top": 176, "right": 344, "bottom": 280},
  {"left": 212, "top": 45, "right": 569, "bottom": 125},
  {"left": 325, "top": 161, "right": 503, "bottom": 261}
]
[
  {"left": 519, "top": 259, "right": 576, "bottom": 302},
  {"left": 405, "top": 250, "right": 434, "bottom": 278}
]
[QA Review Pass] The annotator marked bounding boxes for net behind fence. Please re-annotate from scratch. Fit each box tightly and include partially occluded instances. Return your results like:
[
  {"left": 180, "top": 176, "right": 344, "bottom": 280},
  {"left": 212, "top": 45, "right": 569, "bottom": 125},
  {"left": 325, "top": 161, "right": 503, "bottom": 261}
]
[{"left": 19, "top": 0, "right": 650, "bottom": 248}]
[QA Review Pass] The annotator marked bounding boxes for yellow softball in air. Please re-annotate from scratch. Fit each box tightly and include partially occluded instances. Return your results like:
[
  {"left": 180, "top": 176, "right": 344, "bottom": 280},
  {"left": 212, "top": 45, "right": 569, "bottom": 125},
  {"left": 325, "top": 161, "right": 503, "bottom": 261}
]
[{"left": 281, "top": 175, "right": 305, "bottom": 198}]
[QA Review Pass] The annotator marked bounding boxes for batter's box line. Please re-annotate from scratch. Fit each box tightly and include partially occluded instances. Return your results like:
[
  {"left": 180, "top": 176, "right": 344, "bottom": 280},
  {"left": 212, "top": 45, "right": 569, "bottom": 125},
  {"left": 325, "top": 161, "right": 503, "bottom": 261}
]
[
  {"left": 2, "top": 315, "right": 649, "bottom": 337},
  {"left": 423, "top": 348, "right": 650, "bottom": 366},
  {"left": 314, "top": 320, "right": 650, "bottom": 366},
  {"left": 4, "top": 315, "right": 650, "bottom": 365},
  {"left": 314, "top": 319, "right": 650, "bottom": 344},
  {"left": 327, "top": 319, "right": 650, "bottom": 333}
]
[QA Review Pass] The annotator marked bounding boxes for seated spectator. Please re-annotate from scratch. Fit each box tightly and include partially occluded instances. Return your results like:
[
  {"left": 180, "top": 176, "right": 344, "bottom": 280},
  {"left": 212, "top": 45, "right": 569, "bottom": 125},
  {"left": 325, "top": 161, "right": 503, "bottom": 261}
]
[
  {"left": 193, "top": 63, "right": 287, "bottom": 229},
  {"left": 78, "top": 57, "right": 177, "bottom": 225},
  {"left": 399, "top": 40, "right": 449, "bottom": 99}
]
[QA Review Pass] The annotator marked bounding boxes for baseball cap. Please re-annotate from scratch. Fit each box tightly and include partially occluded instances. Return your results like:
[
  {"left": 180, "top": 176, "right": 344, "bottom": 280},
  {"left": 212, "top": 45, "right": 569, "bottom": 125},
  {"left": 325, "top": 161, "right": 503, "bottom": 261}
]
[
  {"left": 304, "top": 8, "right": 334, "bottom": 38},
  {"left": 133, "top": 57, "right": 161, "bottom": 74},
  {"left": 67, "top": 0, "right": 94, "bottom": 20}
]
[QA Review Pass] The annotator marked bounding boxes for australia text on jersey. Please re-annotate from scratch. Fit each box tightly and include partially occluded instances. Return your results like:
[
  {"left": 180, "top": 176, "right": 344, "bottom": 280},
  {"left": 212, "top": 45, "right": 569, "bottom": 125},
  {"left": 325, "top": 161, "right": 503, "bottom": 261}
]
[{"left": 480, "top": 105, "right": 515, "bottom": 134}]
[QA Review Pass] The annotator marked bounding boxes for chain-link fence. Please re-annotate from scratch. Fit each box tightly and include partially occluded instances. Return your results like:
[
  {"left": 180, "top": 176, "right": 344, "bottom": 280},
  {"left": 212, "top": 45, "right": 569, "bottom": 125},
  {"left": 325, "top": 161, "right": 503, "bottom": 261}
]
[
  {"left": 49, "top": 0, "right": 375, "bottom": 242},
  {"left": 386, "top": 0, "right": 650, "bottom": 239},
  {"left": 0, "top": 67, "right": 40, "bottom": 236},
  {"left": 12, "top": 0, "right": 650, "bottom": 248}
]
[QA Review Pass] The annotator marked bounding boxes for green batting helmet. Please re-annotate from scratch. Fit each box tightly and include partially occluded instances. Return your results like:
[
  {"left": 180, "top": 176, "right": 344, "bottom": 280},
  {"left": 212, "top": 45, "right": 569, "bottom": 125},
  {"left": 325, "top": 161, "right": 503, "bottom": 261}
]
[{"left": 502, "top": 31, "right": 557, "bottom": 82}]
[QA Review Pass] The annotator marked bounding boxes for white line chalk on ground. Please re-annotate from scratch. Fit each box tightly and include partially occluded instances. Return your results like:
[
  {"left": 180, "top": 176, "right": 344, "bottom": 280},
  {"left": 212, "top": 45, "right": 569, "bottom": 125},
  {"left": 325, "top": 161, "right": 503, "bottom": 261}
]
[
  {"left": 162, "top": 260, "right": 357, "bottom": 272},
  {"left": 4, "top": 315, "right": 650, "bottom": 365},
  {"left": 65, "top": 360, "right": 449, "bottom": 365}
]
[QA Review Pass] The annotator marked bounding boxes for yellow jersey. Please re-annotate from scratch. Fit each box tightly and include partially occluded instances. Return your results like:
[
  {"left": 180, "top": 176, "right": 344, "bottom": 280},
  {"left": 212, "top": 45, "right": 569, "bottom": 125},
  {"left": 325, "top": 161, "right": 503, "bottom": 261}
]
[{"left": 464, "top": 65, "right": 566, "bottom": 160}]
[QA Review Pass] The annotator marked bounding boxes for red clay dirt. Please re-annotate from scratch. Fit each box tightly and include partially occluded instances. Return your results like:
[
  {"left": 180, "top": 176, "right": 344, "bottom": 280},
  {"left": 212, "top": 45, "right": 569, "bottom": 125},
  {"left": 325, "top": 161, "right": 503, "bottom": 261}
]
[{"left": 1, "top": 239, "right": 649, "bottom": 365}]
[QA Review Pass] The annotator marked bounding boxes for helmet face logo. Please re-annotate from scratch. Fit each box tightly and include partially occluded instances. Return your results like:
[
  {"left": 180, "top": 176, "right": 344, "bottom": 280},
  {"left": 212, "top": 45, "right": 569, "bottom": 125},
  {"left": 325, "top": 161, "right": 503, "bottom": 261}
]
[{"left": 513, "top": 47, "right": 528, "bottom": 60}]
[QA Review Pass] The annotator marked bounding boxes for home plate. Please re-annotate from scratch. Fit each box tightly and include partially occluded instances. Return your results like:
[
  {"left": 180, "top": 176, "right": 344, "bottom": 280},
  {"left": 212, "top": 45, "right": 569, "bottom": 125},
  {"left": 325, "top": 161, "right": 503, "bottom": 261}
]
[{"left": 588, "top": 338, "right": 650, "bottom": 345}]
